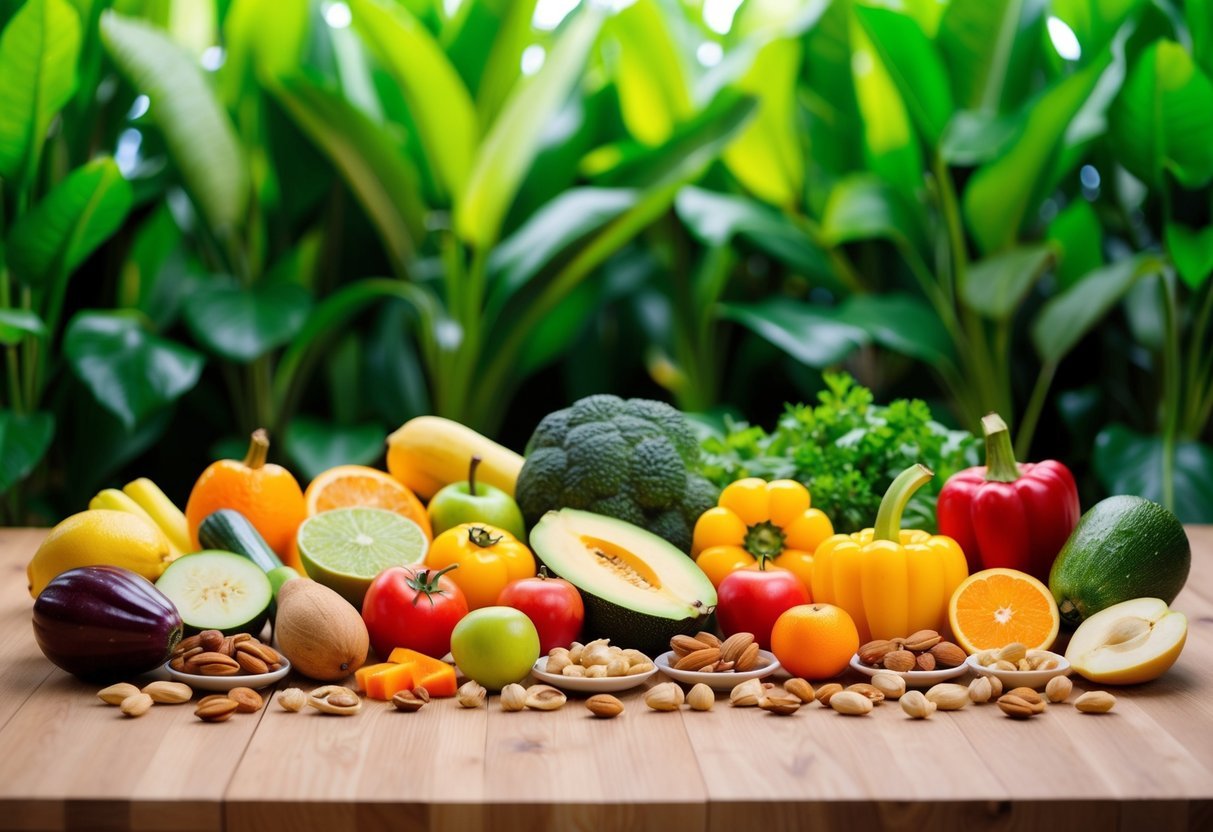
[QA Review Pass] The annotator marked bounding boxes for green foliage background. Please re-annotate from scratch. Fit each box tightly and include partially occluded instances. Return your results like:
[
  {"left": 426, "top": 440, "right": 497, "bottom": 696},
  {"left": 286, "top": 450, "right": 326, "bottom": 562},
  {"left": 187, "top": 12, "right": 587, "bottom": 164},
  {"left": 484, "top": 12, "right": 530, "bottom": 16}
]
[{"left": 1, "top": 0, "right": 1211, "bottom": 524}]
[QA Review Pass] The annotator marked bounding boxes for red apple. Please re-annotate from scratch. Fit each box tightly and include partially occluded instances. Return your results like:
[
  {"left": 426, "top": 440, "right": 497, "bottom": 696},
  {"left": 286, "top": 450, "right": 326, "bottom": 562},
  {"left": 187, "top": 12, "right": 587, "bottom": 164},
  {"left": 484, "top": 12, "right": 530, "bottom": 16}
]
[
  {"left": 717, "top": 565, "right": 811, "bottom": 650},
  {"left": 496, "top": 568, "right": 584, "bottom": 654}
]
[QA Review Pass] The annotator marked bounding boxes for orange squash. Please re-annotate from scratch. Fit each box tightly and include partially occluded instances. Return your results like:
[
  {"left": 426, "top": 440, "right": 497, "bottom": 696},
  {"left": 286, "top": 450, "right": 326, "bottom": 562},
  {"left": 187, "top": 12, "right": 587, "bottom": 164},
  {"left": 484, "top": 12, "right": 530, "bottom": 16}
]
[
  {"left": 354, "top": 662, "right": 395, "bottom": 693},
  {"left": 387, "top": 647, "right": 458, "bottom": 697},
  {"left": 185, "top": 429, "right": 307, "bottom": 568},
  {"left": 366, "top": 663, "right": 416, "bottom": 700}
]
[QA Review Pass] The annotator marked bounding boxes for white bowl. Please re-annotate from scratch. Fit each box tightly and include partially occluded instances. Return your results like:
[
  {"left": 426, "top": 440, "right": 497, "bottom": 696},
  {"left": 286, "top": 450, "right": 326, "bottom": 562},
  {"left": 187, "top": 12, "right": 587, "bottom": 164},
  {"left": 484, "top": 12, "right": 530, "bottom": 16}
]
[
  {"left": 165, "top": 657, "right": 291, "bottom": 691},
  {"left": 966, "top": 651, "right": 1070, "bottom": 690},
  {"left": 848, "top": 654, "right": 968, "bottom": 688},
  {"left": 655, "top": 649, "right": 780, "bottom": 690},
  {"left": 530, "top": 657, "right": 657, "bottom": 693}
]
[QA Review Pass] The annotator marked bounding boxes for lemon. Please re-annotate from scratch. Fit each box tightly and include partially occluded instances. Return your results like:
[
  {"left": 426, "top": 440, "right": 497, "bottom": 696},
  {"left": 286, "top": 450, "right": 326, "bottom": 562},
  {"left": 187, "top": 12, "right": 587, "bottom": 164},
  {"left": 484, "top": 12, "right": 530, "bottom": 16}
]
[
  {"left": 296, "top": 507, "right": 428, "bottom": 609},
  {"left": 27, "top": 510, "right": 173, "bottom": 597}
]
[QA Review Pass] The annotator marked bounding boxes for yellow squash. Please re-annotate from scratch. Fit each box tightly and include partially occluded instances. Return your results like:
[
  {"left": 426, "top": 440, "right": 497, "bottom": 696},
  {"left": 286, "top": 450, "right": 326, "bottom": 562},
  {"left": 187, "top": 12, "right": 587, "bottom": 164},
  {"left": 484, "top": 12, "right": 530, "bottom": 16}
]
[
  {"left": 812, "top": 465, "right": 968, "bottom": 643},
  {"left": 386, "top": 416, "right": 524, "bottom": 500}
]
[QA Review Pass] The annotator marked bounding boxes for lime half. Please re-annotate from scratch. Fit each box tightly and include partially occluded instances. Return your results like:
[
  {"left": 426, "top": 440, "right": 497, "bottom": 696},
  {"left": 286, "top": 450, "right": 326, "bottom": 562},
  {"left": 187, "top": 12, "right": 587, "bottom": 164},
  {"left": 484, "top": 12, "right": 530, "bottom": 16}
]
[{"left": 297, "top": 507, "right": 428, "bottom": 609}]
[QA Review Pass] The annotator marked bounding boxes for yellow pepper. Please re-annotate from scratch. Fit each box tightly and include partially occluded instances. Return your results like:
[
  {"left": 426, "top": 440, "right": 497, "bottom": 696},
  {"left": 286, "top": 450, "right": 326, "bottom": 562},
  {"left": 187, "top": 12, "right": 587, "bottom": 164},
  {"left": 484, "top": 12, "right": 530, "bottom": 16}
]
[
  {"left": 811, "top": 465, "right": 968, "bottom": 643},
  {"left": 691, "top": 478, "right": 834, "bottom": 593}
]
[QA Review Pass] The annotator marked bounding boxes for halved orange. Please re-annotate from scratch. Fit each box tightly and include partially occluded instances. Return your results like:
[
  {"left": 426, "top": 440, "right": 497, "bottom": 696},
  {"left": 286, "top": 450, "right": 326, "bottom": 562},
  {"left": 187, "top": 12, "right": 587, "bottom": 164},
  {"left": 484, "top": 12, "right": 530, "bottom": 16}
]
[
  {"left": 947, "top": 568, "right": 1060, "bottom": 653},
  {"left": 304, "top": 465, "right": 432, "bottom": 540}
]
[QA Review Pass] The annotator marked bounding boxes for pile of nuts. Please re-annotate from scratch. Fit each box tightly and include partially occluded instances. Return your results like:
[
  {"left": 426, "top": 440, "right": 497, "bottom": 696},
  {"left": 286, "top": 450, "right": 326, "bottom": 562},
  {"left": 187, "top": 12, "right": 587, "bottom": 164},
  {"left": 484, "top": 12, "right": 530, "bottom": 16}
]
[
  {"left": 971, "top": 642, "right": 1063, "bottom": 672},
  {"left": 170, "top": 630, "right": 285, "bottom": 676},
  {"left": 857, "top": 629, "right": 966, "bottom": 672},
  {"left": 97, "top": 680, "right": 194, "bottom": 717},
  {"left": 669, "top": 631, "right": 765, "bottom": 672},
  {"left": 194, "top": 687, "right": 266, "bottom": 721},
  {"left": 546, "top": 639, "right": 654, "bottom": 678}
]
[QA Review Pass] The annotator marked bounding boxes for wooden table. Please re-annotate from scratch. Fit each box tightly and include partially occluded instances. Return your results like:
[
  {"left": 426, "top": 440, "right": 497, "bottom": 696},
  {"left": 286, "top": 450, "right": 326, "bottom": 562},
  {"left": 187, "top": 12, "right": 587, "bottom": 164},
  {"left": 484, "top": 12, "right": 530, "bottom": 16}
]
[{"left": 1, "top": 527, "right": 1210, "bottom": 831}]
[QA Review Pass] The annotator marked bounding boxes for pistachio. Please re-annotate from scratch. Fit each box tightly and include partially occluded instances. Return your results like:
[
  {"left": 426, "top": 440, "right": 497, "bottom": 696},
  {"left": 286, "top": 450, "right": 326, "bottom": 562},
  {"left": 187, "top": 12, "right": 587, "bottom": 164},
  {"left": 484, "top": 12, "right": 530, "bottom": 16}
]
[
  {"left": 98, "top": 683, "right": 141, "bottom": 706},
  {"left": 829, "top": 691, "right": 873, "bottom": 716},
  {"left": 456, "top": 680, "right": 487, "bottom": 709},
  {"left": 524, "top": 684, "right": 566, "bottom": 711},
  {"left": 900, "top": 690, "right": 936, "bottom": 719},
  {"left": 1045, "top": 676, "right": 1073, "bottom": 703},
  {"left": 987, "top": 676, "right": 1004, "bottom": 697},
  {"left": 687, "top": 683, "right": 715, "bottom": 711},
  {"left": 500, "top": 683, "right": 527, "bottom": 712},
  {"left": 391, "top": 688, "right": 430, "bottom": 712},
  {"left": 277, "top": 688, "right": 307, "bottom": 712},
  {"left": 586, "top": 694, "right": 624, "bottom": 718},
  {"left": 1074, "top": 690, "right": 1116, "bottom": 714}
]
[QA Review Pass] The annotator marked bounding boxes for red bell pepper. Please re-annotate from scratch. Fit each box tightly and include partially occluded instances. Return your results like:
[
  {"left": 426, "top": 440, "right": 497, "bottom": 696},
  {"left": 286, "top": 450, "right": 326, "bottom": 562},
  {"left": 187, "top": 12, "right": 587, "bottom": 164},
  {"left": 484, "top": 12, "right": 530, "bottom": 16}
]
[{"left": 937, "top": 413, "right": 1079, "bottom": 581}]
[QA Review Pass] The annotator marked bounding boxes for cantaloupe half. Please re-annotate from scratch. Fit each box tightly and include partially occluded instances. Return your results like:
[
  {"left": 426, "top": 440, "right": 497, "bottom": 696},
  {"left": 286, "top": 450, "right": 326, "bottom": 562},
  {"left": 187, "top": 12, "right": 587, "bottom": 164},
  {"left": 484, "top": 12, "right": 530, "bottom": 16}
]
[{"left": 1066, "top": 597, "right": 1187, "bottom": 685}]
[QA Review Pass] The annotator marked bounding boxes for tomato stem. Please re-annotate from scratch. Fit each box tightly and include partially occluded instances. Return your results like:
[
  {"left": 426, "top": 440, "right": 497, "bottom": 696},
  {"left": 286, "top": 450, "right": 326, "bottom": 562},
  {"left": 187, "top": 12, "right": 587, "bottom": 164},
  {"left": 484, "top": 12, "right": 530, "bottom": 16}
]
[{"left": 407, "top": 563, "right": 459, "bottom": 606}]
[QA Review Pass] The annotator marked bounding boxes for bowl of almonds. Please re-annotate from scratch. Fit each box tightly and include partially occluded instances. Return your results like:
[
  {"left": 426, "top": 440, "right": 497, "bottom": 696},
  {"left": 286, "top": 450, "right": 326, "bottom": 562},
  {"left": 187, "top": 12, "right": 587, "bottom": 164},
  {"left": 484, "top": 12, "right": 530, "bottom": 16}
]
[
  {"left": 165, "top": 630, "right": 291, "bottom": 691},
  {"left": 966, "top": 643, "right": 1071, "bottom": 690},
  {"left": 850, "top": 629, "right": 970, "bottom": 688},
  {"left": 655, "top": 631, "right": 779, "bottom": 690}
]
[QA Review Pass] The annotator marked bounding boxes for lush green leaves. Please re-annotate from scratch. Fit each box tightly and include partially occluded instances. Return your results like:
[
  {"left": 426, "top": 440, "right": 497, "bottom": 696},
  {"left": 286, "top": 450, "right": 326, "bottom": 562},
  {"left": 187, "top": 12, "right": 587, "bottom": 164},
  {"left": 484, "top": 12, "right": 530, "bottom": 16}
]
[
  {"left": 1164, "top": 221, "right": 1213, "bottom": 289},
  {"left": 1047, "top": 200, "right": 1104, "bottom": 289},
  {"left": 183, "top": 280, "right": 312, "bottom": 362},
  {"left": 0, "top": 0, "right": 80, "bottom": 187},
  {"left": 718, "top": 299, "right": 867, "bottom": 368},
  {"left": 0, "top": 309, "right": 46, "bottom": 345},
  {"left": 849, "top": 17, "right": 921, "bottom": 193},
  {"left": 836, "top": 293, "right": 955, "bottom": 368},
  {"left": 283, "top": 417, "right": 384, "bottom": 480},
  {"left": 1109, "top": 40, "right": 1213, "bottom": 189},
  {"left": 63, "top": 311, "right": 204, "bottom": 428},
  {"left": 606, "top": 0, "right": 692, "bottom": 147},
  {"left": 961, "top": 244, "right": 1056, "bottom": 319},
  {"left": 1094, "top": 424, "right": 1213, "bottom": 522},
  {"left": 350, "top": 0, "right": 476, "bottom": 199},
  {"left": 456, "top": 8, "right": 602, "bottom": 249},
  {"left": 821, "top": 175, "right": 926, "bottom": 252},
  {"left": 936, "top": 0, "right": 1045, "bottom": 112},
  {"left": 6, "top": 157, "right": 132, "bottom": 285},
  {"left": 0, "top": 410, "right": 54, "bottom": 494},
  {"left": 100, "top": 12, "right": 248, "bottom": 232},
  {"left": 1032, "top": 254, "right": 1162, "bottom": 364},
  {"left": 939, "top": 110, "right": 1022, "bottom": 165}
]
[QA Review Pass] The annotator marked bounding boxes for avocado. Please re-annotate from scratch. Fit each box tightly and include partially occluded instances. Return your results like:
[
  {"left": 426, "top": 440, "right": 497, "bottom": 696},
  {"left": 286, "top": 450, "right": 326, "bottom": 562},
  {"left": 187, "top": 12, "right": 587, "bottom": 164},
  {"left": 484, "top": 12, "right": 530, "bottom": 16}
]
[
  {"left": 1049, "top": 496, "right": 1190, "bottom": 627},
  {"left": 530, "top": 508, "right": 717, "bottom": 655}
]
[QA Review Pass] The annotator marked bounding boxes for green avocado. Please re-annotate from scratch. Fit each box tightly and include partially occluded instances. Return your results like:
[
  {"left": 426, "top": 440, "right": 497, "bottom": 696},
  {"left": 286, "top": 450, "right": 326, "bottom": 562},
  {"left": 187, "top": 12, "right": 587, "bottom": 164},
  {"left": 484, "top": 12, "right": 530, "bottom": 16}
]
[
  {"left": 1049, "top": 495, "right": 1190, "bottom": 627},
  {"left": 530, "top": 508, "right": 717, "bottom": 656}
]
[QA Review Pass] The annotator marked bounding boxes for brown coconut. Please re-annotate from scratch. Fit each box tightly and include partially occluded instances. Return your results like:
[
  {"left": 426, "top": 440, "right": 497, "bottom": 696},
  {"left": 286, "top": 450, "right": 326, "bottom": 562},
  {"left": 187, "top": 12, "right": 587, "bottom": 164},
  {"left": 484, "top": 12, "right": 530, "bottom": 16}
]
[{"left": 275, "top": 579, "right": 368, "bottom": 681}]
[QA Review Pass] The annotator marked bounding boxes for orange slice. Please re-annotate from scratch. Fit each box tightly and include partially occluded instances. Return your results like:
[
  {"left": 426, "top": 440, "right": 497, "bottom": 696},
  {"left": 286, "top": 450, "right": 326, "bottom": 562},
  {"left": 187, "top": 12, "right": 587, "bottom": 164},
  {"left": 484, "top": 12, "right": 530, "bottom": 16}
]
[
  {"left": 948, "top": 568, "right": 1060, "bottom": 653},
  {"left": 304, "top": 465, "right": 432, "bottom": 540}
]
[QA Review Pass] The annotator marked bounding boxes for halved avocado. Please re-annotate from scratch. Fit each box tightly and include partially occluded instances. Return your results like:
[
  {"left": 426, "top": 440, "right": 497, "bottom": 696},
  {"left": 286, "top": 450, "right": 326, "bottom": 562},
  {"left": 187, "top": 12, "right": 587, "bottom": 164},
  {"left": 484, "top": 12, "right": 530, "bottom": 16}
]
[{"left": 530, "top": 509, "right": 716, "bottom": 655}]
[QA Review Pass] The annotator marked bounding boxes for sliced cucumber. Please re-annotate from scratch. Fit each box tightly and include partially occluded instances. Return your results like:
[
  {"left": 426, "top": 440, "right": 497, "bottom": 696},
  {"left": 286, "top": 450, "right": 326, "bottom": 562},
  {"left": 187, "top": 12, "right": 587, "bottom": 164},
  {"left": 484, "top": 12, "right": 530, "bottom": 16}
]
[{"left": 155, "top": 550, "right": 273, "bottom": 635}]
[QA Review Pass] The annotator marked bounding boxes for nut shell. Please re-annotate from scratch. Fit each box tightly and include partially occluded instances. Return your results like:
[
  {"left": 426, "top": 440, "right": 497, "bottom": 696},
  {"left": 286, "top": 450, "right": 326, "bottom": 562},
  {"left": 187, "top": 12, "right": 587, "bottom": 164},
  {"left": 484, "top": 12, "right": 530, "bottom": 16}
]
[{"left": 586, "top": 694, "right": 624, "bottom": 718}]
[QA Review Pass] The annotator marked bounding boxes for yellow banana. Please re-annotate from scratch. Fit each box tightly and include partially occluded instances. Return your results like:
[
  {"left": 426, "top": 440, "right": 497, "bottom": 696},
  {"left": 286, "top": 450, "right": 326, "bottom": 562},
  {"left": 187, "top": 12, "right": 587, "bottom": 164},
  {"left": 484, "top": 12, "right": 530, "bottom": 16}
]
[
  {"left": 386, "top": 416, "right": 524, "bottom": 500},
  {"left": 123, "top": 477, "right": 193, "bottom": 555}
]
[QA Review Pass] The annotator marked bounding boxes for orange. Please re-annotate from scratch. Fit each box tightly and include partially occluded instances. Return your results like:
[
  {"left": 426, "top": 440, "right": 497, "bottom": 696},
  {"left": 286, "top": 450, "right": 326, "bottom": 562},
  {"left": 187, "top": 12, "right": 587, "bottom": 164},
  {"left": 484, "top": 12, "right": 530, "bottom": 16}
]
[
  {"left": 185, "top": 429, "right": 306, "bottom": 566},
  {"left": 947, "top": 568, "right": 1060, "bottom": 654},
  {"left": 769, "top": 603, "right": 859, "bottom": 680},
  {"left": 304, "top": 465, "right": 432, "bottom": 541}
]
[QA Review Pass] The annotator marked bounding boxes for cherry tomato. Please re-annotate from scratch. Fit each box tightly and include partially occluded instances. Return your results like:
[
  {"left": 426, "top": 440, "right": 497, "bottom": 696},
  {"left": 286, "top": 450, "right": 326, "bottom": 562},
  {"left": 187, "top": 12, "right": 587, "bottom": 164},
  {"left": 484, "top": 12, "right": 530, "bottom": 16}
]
[
  {"left": 496, "top": 567, "right": 584, "bottom": 655},
  {"left": 716, "top": 565, "right": 811, "bottom": 650},
  {"left": 362, "top": 564, "right": 469, "bottom": 659}
]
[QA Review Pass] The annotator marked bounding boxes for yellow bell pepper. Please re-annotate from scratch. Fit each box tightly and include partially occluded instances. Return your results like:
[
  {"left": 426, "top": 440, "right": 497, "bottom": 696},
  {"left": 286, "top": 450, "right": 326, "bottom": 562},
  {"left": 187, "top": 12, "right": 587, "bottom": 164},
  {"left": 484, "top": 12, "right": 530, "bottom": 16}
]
[
  {"left": 811, "top": 465, "right": 968, "bottom": 643},
  {"left": 691, "top": 478, "right": 834, "bottom": 593}
]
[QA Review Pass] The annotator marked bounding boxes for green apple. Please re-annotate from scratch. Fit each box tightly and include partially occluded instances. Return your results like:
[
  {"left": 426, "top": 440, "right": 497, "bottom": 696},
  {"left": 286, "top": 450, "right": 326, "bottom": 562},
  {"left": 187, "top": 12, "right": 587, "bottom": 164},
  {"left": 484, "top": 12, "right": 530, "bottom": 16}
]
[
  {"left": 450, "top": 606, "right": 540, "bottom": 690},
  {"left": 428, "top": 456, "right": 526, "bottom": 541}
]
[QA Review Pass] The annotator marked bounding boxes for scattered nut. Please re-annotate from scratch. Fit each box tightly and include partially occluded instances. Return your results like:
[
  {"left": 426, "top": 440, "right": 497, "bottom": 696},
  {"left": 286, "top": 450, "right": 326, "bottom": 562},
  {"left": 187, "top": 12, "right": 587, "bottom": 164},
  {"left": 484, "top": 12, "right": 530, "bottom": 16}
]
[
  {"left": 308, "top": 685, "right": 362, "bottom": 715},
  {"left": 1046, "top": 676, "right": 1073, "bottom": 703},
  {"left": 120, "top": 693, "right": 153, "bottom": 718},
  {"left": 925, "top": 684, "right": 970, "bottom": 710},
  {"left": 525, "top": 684, "right": 566, "bottom": 711},
  {"left": 869, "top": 673, "right": 905, "bottom": 700},
  {"left": 687, "top": 683, "right": 715, "bottom": 711},
  {"left": 142, "top": 681, "right": 193, "bottom": 704},
  {"left": 227, "top": 687, "right": 263, "bottom": 713},
  {"left": 391, "top": 688, "right": 429, "bottom": 712},
  {"left": 784, "top": 678, "right": 816, "bottom": 703},
  {"left": 759, "top": 693, "right": 801, "bottom": 715},
  {"left": 195, "top": 697, "right": 239, "bottom": 722},
  {"left": 829, "top": 691, "right": 873, "bottom": 716},
  {"left": 988, "top": 676, "right": 1004, "bottom": 698},
  {"left": 278, "top": 688, "right": 307, "bottom": 712},
  {"left": 814, "top": 683, "right": 844, "bottom": 706},
  {"left": 456, "top": 681, "right": 487, "bottom": 709},
  {"left": 997, "top": 694, "right": 1037, "bottom": 719},
  {"left": 1007, "top": 687, "right": 1043, "bottom": 705},
  {"left": 1074, "top": 690, "right": 1116, "bottom": 714},
  {"left": 500, "top": 683, "right": 527, "bottom": 712},
  {"left": 846, "top": 683, "right": 885, "bottom": 703},
  {"left": 900, "top": 690, "right": 936, "bottom": 719},
  {"left": 98, "top": 683, "right": 141, "bottom": 706},
  {"left": 968, "top": 676, "right": 994, "bottom": 704},
  {"left": 729, "top": 678, "right": 764, "bottom": 707},
  {"left": 645, "top": 682, "right": 684, "bottom": 711},
  {"left": 586, "top": 694, "right": 624, "bottom": 718}
]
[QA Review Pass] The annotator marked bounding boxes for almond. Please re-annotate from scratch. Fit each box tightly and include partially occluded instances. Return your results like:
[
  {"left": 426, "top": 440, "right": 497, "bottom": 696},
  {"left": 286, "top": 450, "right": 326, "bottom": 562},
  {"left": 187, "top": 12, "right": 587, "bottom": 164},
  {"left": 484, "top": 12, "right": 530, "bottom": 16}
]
[
  {"left": 719, "top": 632, "right": 754, "bottom": 664},
  {"left": 141, "top": 681, "right": 192, "bottom": 704},
  {"left": 925, "top": 684, "right": 970, "bottom": 710},
  {"left": 695, "top": 631, "right": 722, "bottom": 649},
  {"left": 759, "top": 693, "right": 801, "bottom": 715},
  {"left": 829, "top": 691, "right": 873, "bottom": 716},
  {"left": 915, "top": 652, "right": 937, "bottom": 672},
  {"left": 674, "top": 647, "right": 721, "bottom": 672},
  {"left": 883, "top": 650, "right": 916, "bottom": 673},
  {"left": 903, "top": 629, "right": 942, "bottom": 651},
  {"left": 929, "top": 641, "right": 967, "bottom": 668},
  {"left": 120, "top": 693, "right": 154, "bottom": 717},
  {"left": 997, "top": 642, "right": 1027, "bottom": 664},
  {"left": 846, "top": 683, "right": 885, "bottom": 703},
  {"left": 997, "top": 694, "right": 1037, "bottom": 719},
  {"left": 869, "top": 673, "right": 905, "bottom": 700},
  {"left": 235, "top": 651, "right": 269, "bottom": 675},
  {"left": 858, "top": 639, "right": 897, "bottom": 666},
  {"left": 1007, "top": 687, "right": 1043, "bottom": 705},
  {"left": 670, "top": 634, "right": 707, "bottom": 657},
  {"left": 228, "top": 687, "right": 263, "bottom": 713},
  {"left": 734, "top": 642, "right": 761, "bottom": 671},
  {"left": 814, "top": 683, "right": 843, "bottom": 706},
  {"left": 98, "top": 683, "right": 141, "bottom": 706},
  {"left": 198, "top": 630, "right": 224, "bottom": 652},
  {"left": 784, "top": 678, "right": 815, "bottom": 703},
  {"left": 1074, "top": 690, "right": 1116, "bottom": 714},
  {"left": 1045, "top": 676, "right": 1072, "bottom": 703},
  {"left": 195, "top": 697, "right": 238, "bottom": 722},
  {"left": 900, "top": 690, "right": 935, "bottom": 719},
  {"left": 586, "top": 694, "right": 624, "bottom": 718}
]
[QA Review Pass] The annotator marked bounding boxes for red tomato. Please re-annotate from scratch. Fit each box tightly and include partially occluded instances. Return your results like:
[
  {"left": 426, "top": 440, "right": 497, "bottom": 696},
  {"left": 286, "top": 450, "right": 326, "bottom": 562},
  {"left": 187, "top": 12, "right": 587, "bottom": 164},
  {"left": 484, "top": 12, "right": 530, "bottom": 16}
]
[
  {"left": 362, "top": 564, "right": 469, "bottom": 659},
  {"left": 716, "top": 565, "right": 811, "bottom": 650},
  {"left": 496, "top": 568, "right": 584, "bottom": 655}
]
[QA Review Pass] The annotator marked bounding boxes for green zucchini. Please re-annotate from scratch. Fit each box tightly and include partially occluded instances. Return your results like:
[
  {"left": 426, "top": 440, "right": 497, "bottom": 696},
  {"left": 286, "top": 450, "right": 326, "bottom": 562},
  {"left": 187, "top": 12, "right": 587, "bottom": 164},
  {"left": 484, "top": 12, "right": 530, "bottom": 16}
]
[{"left": 198, "top": 509, "right": 300, "bottom": 599}]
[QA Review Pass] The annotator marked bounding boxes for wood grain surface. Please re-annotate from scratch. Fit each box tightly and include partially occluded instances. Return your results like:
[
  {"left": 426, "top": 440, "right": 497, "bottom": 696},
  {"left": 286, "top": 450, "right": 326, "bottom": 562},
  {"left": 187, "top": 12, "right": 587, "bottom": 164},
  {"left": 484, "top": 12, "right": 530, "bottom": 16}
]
[{"left": 0, "top": 527, "right": 1210, "bottom": 831}]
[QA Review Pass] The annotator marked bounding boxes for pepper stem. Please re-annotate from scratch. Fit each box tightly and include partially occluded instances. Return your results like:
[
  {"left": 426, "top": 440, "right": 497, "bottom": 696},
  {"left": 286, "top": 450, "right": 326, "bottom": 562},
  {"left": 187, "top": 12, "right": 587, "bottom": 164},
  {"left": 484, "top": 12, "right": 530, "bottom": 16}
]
[
  {"left": 467, "top": 525, "right": 502, "bottom": 548},
  {"left": 467, "top": 456, "right": 482, "bottom": 497},
  {"left": 982, "top": 413, "right": 1021, "bottom": 483},
  {"left": 243, "top": 429, "right": 270, "bottom": 469},
  {"left": 743, "top": 521, "right": 786, "bottom": 568},
  {"left": 874, "top": 464, "right": 933, "bottom": 542}
]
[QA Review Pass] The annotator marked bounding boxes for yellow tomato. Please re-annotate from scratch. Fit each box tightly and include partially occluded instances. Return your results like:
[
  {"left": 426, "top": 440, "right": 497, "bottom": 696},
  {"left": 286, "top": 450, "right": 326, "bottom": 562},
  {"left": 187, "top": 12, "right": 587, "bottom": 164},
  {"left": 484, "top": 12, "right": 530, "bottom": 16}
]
[
  {"left": 691, "top": 478, "right": 834, "bottom": 593},
  {"left": 425, "top": 523, "right": 536, "bottom": 610}
]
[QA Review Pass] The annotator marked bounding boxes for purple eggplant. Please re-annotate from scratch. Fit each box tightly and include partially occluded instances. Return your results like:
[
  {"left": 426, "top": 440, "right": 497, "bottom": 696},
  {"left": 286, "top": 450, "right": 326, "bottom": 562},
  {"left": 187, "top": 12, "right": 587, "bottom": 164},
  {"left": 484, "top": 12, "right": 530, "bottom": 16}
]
[{"left": 33, "top": 565, "right": 183, "bottom": 680}]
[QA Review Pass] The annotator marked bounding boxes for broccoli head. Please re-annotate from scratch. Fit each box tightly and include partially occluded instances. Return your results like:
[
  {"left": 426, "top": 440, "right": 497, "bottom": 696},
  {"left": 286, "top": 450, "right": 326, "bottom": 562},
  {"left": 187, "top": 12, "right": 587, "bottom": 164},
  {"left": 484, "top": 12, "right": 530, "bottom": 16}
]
[{"left": 517, "top": 395, "right": 718, "bottom": 552}]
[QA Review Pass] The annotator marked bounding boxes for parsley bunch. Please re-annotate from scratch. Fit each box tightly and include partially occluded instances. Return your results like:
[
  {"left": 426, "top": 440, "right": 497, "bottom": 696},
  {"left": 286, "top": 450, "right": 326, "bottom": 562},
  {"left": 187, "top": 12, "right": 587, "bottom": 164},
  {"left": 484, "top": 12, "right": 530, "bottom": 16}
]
[{"left": 697, "top": 374, "right": 979, "bottom": 533}]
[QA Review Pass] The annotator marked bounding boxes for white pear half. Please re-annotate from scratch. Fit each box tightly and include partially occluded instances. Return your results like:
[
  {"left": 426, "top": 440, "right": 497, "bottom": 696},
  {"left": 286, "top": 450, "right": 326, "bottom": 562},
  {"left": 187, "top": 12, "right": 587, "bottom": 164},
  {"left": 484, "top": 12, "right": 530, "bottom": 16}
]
[{"left": 1066, "top": 597, "right": 1187, "bottom": 685}]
